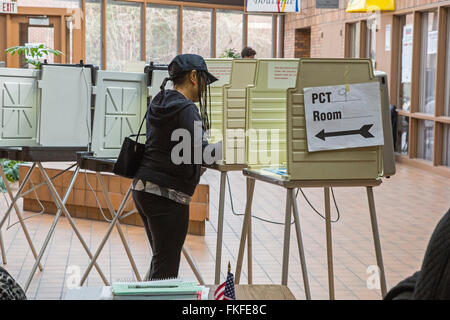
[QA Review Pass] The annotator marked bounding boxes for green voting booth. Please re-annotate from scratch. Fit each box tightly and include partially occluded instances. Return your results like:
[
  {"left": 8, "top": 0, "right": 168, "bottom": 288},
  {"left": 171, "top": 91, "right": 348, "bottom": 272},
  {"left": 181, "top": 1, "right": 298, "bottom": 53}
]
[
  {"left": 204, "top": 58, "right": 258, "bottom": 284},
  {"left": 236, "top": 58, "right": 394, "bottom": 300}
]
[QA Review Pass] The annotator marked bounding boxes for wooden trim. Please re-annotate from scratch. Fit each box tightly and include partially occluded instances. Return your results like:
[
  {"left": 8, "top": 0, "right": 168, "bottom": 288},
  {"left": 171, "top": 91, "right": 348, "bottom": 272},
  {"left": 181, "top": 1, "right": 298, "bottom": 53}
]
[
  {"left": 344, "top": 23, "right": 351, "bottom": 58},
  {"left": 243, "top": 13, "right": 248, "bottom": 48},
  {"left": 279, "top": 14, "right": 285, "bottom": 58},
  {"left": 61, "top": 16, "right": 66, "bottom": 63},
  {"left": 436, "top": 116, "right": 450, "bottom": 124},
  {"left": 435, "top": 7, "right": 448, "bottom": 117},
  {"left": 179, "top": 4, "right": 183, "bottom": 54},
  {"left": 17, "top": 7, "right": 69, "bottom": 16},
  {"left": 395, "top": 153, "right": 450, "bottom": 178},
  {"left": 146, "top": 0, "right": 244, "bottom": 11},
  {"left": 410, "top": 11, "right": 422, "bottom": 115},
  {"left": 212, "top": 8, "right": 217, "bottom": 58},
  {"left": 102, "top": 0, "right": 107, "bottom": 69},
  {"left": 434, "top": 122, "right": 443, "bottom": 166},
  {"left": 359, "top": 20, "right": 367, "bottom": 58},
  {"left": 81, "top": 0, "right": 86, "bottom": 63},
  {"left": 5, "top": 14, "right": 12, "bottom": 67},
  {"left": 142, "top": 1, "right": 147, "bottom": 61},
  {"left": 272, "top": 15, "right": 277, "bottom": 58},
  {"left": 390, "top": 15, "right": 401, "bottom": 106}
]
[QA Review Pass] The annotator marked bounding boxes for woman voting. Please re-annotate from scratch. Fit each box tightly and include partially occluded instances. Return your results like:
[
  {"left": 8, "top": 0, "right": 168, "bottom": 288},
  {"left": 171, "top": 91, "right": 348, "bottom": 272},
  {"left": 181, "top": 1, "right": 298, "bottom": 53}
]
[{"left": 132, "top": 54, "right": 221, "bottom": 280}]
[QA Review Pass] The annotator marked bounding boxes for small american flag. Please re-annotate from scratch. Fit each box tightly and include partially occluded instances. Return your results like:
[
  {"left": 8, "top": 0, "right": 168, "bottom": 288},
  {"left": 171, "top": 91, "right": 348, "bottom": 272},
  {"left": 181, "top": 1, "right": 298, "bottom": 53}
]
[{"left": 214, "top": 263, "right": 236, "bottom": 300}]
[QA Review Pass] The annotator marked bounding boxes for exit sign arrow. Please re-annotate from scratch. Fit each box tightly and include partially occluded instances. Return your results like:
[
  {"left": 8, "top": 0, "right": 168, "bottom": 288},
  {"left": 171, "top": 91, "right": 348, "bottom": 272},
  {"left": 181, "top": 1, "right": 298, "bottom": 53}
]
[{"left": 316, "top": 124, "right": 374, "bottom": 141}]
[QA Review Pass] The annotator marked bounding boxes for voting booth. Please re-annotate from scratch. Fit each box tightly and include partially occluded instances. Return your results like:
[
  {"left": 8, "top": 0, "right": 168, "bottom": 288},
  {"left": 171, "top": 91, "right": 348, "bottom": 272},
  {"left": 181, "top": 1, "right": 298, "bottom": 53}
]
[
  {"left": 246, "top": 58, "right": 300, "bottom": 170},
  {"left": 222, "top": 59, "right": 258, "bottom": 165},
  {"left": 236, "top": 58, "right": 395, "bottom": 300},
  {"left": 204, "top": 59, "right": 233, "bottom": 143},
  {"left": 0, "top": 68, "right": 40, "bottom": 147}
]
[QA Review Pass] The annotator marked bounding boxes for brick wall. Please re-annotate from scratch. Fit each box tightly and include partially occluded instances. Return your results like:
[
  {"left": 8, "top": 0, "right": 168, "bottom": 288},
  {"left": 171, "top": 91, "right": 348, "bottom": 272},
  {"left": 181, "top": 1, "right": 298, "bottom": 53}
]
[{"left": 284, "top": 0, "right": 449, "bottom": 58}]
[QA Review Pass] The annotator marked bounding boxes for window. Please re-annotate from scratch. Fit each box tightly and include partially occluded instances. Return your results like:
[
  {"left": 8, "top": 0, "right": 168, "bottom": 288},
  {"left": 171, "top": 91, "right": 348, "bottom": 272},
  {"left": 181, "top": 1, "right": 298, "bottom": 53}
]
[
  {"left": 398, "top": 15, "right": 414, "bottom": 111},
  {"left": 248, "top": 14, "right": 273, "bottom": 58},
  {"left": 366, "top": 19, "right": 377, "bottom": 68},
  {"left": 417, "top": 120, "right": 434, "bottom": 162},
  {"left": 183, "top": 7, "right": 212, "bottom": 58},
  {"left": 419, "top": 11, "right": 438, "bottom": 115},
  {"left": 216, "top": 10, "right": 243, "bottom": 58},
  {"left": 348, "top": 22, "right": 360, "bottom": 58},
  {"left": 146, "top": 4, "right": 179, "bottom": 64},
  {"left": 395, "top": 115, "right": 409, "bottom": 155},
  {"left": 106, "top": 0, "right": 142, "bottom": 71},
  {"left": 85, "top": 0, "right": 101, "bottom": 68},
  {"left": 443, "top": 124, "right": 450, "bottom": 166},
  {"left": 17, "top": 0, "right": 80, "bottom": 7}
]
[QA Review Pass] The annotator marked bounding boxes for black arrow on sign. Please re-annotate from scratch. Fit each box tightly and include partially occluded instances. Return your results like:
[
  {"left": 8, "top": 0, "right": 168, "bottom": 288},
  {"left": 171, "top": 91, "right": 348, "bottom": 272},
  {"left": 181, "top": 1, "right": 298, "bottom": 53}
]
[{"left": 316, "top": 124, "right": 374, "bottom": 141}]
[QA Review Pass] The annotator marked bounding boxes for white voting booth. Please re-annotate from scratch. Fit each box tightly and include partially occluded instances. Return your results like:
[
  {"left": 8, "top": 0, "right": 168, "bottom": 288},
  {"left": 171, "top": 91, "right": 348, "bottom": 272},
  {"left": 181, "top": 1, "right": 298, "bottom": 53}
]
[
  {"left": 0, "top": 68, "right": 40, "bottom": 146},
  {"left": 0, "top": 65, "right": 93, "bottom": 148}
]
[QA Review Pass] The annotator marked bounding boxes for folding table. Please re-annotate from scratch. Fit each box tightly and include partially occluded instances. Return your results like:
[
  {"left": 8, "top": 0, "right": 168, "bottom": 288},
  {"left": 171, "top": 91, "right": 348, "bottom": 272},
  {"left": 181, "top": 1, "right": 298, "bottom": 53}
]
[
  {"left": 234, "top": 169, "right": 387, "bottom": 300},
  {"left": 0, "top": 146, "right": 109, "bottom": 292},
  {"left": 77, "top": 154, "right": 205, "bottom": 286}
]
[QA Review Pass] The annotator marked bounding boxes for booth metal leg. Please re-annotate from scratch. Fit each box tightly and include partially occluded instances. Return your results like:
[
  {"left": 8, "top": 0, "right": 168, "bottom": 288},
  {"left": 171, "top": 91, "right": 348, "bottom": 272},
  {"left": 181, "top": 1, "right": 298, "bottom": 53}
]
[
  {"left": 235, "top": 177, "right": 255, "bottom": 284},
  {"left": 366, "top": 186, "right": 387, "bottom": 298},
  {"left": 0, "top": 163, "right": 36, "bottom": 230},
  {"left": 247, "top": 199, "right": 253, "bottom": 285},
  {"left": 214, "top": 171, "right": 227, "bottom": 284},
  {"left": 281, "top": 189, "right": 293, "bottom": 286},
  {"left": 0, "top": 165, "right": 43, "bottom": 271},
  {"left": 34, "top": 163, "right": 108, "bottom": 287},
  {"left": 324, "top": 187, "right": 335, "bottom": 300},
  {"left": 290, "top": 189, "right": 311, "bottom": 300},
  {"left": 24, "top": 165, "right": 81, "bottom": 291},
  {"left": 79, "top": 186, "right": 132, "bottom": 286},
  {"left": 182, "top": 246, "right": 205, "bottom": 285},
  {"left": 96, "top": 173, "right": 141, "bottom": 282},
  {"left": 0, "top": 230, "right": 6, "bottom": 264}
]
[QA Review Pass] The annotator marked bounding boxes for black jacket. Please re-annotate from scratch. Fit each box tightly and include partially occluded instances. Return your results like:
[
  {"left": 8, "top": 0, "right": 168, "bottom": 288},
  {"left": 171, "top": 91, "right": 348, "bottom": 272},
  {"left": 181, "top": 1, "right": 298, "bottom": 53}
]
[{"left": 134, "top": 90, "right": 208, "bottom": 196}]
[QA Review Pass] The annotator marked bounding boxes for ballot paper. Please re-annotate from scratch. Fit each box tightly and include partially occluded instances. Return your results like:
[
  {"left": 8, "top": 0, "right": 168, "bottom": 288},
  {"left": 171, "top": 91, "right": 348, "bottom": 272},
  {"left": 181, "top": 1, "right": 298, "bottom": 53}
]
[{"left": 108, "top": 279, "right": 209, "bottom": 300}]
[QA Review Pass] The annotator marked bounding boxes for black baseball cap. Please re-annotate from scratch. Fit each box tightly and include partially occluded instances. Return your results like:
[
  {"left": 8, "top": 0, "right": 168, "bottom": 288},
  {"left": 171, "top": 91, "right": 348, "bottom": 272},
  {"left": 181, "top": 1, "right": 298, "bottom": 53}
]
[{"left": 169, "top": 54, "right": 218, "bottom": 85}]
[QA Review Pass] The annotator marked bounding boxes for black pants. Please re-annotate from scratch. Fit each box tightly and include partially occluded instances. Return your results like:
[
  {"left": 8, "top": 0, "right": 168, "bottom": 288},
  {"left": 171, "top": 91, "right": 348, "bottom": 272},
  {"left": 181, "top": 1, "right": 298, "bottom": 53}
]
[{"left": 132, "top": 190, "right": 189, "bottom": 280}]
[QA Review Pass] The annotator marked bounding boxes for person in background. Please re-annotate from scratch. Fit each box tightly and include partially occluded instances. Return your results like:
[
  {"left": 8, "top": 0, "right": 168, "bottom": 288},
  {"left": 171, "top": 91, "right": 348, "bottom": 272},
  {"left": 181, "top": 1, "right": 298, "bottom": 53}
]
[
  {"left": 241, "top": 47, "right": 256, "bottom": 59},
  {"left": 132, "top": 54, "right": 220, "bottom": 280}
]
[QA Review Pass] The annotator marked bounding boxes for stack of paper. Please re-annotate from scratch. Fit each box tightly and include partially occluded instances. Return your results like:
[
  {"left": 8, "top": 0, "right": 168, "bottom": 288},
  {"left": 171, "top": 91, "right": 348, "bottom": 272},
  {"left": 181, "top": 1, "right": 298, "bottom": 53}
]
[{"left": 110, "top": 279, "right": 209, "bottom": 300}]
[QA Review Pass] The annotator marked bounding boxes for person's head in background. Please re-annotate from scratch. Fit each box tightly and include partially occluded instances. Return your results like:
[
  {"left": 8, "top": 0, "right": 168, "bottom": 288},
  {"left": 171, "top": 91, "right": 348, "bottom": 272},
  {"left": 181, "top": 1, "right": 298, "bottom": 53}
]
[{"left": 241, "top": 47, "right": 256, "bottom": 59}]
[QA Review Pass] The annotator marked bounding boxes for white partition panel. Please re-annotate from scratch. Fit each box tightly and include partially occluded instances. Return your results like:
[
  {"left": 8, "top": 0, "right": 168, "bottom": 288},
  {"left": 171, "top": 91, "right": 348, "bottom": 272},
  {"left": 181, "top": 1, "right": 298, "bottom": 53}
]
[
  {"left": 148, "top": 68, "right": 170, "bottom": 102},
  {"left": 0, "top": 68, "right": 40, "bottom": 147},
  {"left": 92, "top": 71, "right": 147, "bottom": 158},
  {"left": 38, "top": 65, "right": 92, "bottom": 147}
]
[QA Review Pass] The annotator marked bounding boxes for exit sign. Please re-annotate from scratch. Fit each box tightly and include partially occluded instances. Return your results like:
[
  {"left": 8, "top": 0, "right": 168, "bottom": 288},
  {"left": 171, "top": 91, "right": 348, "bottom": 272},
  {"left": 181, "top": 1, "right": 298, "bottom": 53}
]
[{"left": 1, "top": 1, "right": 18, "bottom": 14}]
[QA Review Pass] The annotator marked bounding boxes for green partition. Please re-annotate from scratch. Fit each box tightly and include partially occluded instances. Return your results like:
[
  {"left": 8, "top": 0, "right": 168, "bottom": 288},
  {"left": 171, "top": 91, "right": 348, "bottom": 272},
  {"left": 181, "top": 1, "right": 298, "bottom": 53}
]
[
  {"left": 246, "top": 59, "right": 299, "bottom": 171},
  {"left": 222, "top": 59, "right": 258, "bottom": 164},
  {"left": 205, "top": 59, "right": 233, "bottom": 143},
  {"left": 286, "top": 58, "right": 383, "bottom": 180}
]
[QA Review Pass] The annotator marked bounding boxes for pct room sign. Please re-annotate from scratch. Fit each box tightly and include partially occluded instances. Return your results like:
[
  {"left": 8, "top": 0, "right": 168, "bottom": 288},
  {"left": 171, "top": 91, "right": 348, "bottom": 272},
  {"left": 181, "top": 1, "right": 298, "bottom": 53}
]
[
  {"left": 0, "top": 1, "right": 18, "bottom": 14},
  {"left": 303, "top": 82, "right": 384, "bottom": 152},
  {"left": 246, "top": 0, "right": 300, "bottom": 13}
]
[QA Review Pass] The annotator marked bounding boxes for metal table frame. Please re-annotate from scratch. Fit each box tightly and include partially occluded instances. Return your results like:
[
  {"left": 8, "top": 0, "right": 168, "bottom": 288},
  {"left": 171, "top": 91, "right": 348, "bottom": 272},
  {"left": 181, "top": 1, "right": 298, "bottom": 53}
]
[
  {"left": 234, "top": 169, "right": 387, "bottom": 300},
  {"left": 0, "top": 147, "right": 108, "bottom": 292},
  {"left": 203, "top": 163, "right": 253, "bottom": 285},
  {"left": 77, "top": 155, "right": 205, "bottom": 286}
]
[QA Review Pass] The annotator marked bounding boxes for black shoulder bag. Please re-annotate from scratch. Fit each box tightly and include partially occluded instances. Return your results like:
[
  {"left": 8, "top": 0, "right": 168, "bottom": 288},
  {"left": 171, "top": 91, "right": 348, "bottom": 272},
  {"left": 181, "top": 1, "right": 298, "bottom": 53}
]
[{"left": 113, "top": 111, "right": 147, "bottom": 179}]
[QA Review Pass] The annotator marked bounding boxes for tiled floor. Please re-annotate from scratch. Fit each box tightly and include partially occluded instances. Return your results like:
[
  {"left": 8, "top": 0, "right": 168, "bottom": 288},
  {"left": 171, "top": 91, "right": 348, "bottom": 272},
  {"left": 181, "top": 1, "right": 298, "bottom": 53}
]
[{"left": 0, "top": 163, "right": 449, "bottom": 300}]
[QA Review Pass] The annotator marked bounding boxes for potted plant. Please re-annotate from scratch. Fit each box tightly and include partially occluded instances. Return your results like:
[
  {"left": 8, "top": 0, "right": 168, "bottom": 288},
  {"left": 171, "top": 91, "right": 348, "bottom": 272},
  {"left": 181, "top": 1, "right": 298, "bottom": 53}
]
[{"left": 4, "top": 44, "right": 62, "bottom": 69}]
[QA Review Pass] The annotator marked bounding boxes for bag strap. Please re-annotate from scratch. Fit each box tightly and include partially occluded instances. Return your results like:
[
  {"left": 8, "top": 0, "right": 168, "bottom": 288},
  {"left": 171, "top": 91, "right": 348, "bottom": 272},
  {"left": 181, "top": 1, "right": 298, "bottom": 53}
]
[{"left": 134, "top": 109, "right": 148, "bottom": 143}]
